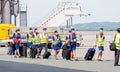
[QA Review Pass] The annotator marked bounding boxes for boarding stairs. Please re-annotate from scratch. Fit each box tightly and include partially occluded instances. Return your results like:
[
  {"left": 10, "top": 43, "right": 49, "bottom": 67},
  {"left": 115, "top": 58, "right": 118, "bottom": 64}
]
[{"left": 37, "top": 2, "right": 89, "bottom": 27}]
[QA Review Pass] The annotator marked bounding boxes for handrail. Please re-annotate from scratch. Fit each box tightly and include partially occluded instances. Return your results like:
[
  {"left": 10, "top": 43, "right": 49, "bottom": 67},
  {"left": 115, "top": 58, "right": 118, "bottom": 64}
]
[
  {"left": 34, "top": 1, "right": 79, "bottom": 27},
  {"left": 34, "top": 7, "right": 60, "bottom": 27}
]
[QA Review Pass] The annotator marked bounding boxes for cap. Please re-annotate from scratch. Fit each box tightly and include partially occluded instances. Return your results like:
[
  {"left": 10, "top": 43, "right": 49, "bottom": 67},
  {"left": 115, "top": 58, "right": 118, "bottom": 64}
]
[
  {"left": 29, "top": 28, "right": 33, "bottom": 30},
  {"left": 34, "top": 28, "right": 37, "bottom": 30},
  {"left": 100, "top": 28, "right": 103, "bottom": 30},
  {"left": 43, "top": 28, "right": 47, "bottom": 31},
  {"left": 16, "top": 29, "right": 20, "bottom": 32},
  {"left": 69, "top": 30, "right": 72, "bottom": 33},
  {"left": 71, "top": 28, "right": 75, "bottom": 31},
  {"left": 117, "top": 28, "right": 120, "bottom": 32},
  {"left": 54, "top": 30, "right": 58, "bottom": 33}
]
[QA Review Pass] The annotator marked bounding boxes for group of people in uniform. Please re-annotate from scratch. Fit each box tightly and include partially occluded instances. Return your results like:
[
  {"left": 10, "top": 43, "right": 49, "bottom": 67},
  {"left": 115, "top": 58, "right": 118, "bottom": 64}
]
[
  {"left": 11, "top": 27, "right": 120, "bottom": 65},
  {"left": 12, "top": 27, "right": 78, "bottom": 61},
  {"left": 96, "top": 28, "right": 120, "bottom": 66},
  {"left": 113, "top": 28, "right": 120, "bottom": 66}
]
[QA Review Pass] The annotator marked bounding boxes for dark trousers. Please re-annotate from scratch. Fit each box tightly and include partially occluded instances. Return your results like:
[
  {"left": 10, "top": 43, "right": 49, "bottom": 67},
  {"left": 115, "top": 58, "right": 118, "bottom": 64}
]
[
  {"left": 39, "top": 43, "right": 48, "bottom": 55},
  {"left": 114, "top": 50, "right": 120, "bottom": 65}
]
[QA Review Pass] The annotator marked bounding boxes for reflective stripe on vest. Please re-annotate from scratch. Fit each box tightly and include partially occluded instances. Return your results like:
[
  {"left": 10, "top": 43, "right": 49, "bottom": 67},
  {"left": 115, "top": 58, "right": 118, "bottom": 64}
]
[
  {"left": 32, "top": 36, "right": 40, "bottom": 45},
  {"left": 28, "top": 34, "right": 33, "bottom": 42},
  {"left": 40, "top": 34, "right": 48, "bottom": 43},
  {"left": 97, "top": 34, "right": 105, "bottom": 46},
  {"left": 54, "top": 36, "right": 60, "bottom": 45},
  {"left": 115, "top": 34, "right": 120, "bottom": 50}
]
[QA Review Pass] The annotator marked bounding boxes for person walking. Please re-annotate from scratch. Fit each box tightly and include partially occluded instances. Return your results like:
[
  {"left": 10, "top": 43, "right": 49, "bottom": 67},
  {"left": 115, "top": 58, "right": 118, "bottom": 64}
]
[
  {"left": 32, "top": 28, "right": 41, "bottom": 58},
  {"left": 114, "top": 28, "right": 120, "bottom": 66},
  {"left": 52, "top": 30, "right": 62, "bottom": 60},
  {"left": 39, "top": 28, "right": 48, "bottom": 55},
  {"left": 64, "top": 30, "right": 72, "bottom": 60},
  {"left": 66, "top": 30, "right": 72, "bottom": 49},
  {"left": 70, "top": 28, "right": 78, "bottom": 61},
  {"left": 96, "top": 28, "right": 105, "bottom": 61},
  {"left": 27, "top": 28, "right": 34, "bottom": 57},
  {"left": 12, "top": 29, "right": 21, "bottom": 58}
]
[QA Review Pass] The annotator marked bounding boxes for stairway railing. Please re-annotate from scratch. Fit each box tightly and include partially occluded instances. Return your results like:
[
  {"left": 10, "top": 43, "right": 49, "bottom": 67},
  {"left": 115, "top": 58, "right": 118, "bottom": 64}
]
[{"left": 34, "top": 1, "right": 80, "bottom": 27}]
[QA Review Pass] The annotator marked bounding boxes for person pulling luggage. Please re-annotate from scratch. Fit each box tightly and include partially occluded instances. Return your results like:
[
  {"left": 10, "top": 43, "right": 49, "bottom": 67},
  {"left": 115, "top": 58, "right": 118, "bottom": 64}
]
[
  {"left": 70, "top": 28, "right": 78, "bottom": 61},
  {"left": 62, "top": 30, "right": 72, "bottom": 60},
  {"left": 66, "top": 30, "right": 72, "bottom": 49},
  {"left": 114, "top": 28, "right": 120, "bottom": 66},
  {"left": 27, "top": 28, "right": 34, "bottom": 57},
  {"left": 12, "top": 29, "right": 21, "bottom": 58},
  {"left": 96, "top": 28, "right": 105, "bottom": 61},
  {"left": 39, "top": 28, "right": 48, "bottom": 55},
  {"left": 52, "top": 30, "right": 62, "bottom": 60},
  {"left": 32, "top": 28, "right": 41, "bottom": 58}
]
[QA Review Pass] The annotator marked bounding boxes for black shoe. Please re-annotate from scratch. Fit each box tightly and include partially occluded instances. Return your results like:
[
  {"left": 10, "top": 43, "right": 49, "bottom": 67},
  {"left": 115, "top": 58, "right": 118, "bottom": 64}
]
[
  {"left": 75, "top": 58, "right": 78, "bottom": 61},
  {"left": 14, "top": 56, "right": 17, "bottom": 58},
  {"left": 55, "top": 57, "right": 58, "bottom": 60},
  {"left": 30, "top": 56, "right": 32, "bottom": 58},
  {"left": 98, "top": 59, "right": 103, "bottom": 61},
  {"left": 114, "top": 64, "right": 120, "bottom": 66},
  {"left": 37, "top": 56, "right": 40, "bottom": 58},
  {"left": 70, "top": 59, "right": 73, "bottom": 61},
  {"left": 19, "top": 56, "right": 21, "bottom": 58}
]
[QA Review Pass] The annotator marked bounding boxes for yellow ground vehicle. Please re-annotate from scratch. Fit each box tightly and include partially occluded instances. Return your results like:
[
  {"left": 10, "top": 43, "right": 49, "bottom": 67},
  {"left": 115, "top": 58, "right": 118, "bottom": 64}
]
[
  {"left": 0, "top": 24, "right": 16, "bottom": 40},
  {"left": 0, "top": 24, "right": 16, "bottom": 46}
]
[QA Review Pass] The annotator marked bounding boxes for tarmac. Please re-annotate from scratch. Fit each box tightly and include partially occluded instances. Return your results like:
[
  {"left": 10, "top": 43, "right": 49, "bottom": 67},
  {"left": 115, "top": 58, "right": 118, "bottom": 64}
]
[{"left": 0, "top": 46, "right": 120, "bottom": 72}]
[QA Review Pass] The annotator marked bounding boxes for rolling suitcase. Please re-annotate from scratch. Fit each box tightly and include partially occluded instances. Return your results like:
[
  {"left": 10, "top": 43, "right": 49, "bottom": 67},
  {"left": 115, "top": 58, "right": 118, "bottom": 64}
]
[
  {"left": 65, "top": 49, "right": 71, "bottom": 60},
  {"left": 19, "top": 45, "right": 23, "bottom": 56},
  {"left": 62, "top": 49, "right": 71, "bottom": 60},
  {"left": 22, "top": 43, "right": 27, "bottom": 57},
  {"left": 19, "top": 43, "right": 27, "bottom": 57},
  {"left": 62, "top": 44, "right": 71, "bottom": 60},
  {"left": 30, "top": 45, "right": 37, "bottom": 58},
  {"left": 62, "top": 44, "right": 67, "bottom": 59},
  {"left": 84, "top": 48, "right": 96, "bottom": 60},
  {"left": 43, "top": 51, "right": 51, "bottom": 59},
  {"left": 62, "top": 50, "right": 66, "bottom": 59}
]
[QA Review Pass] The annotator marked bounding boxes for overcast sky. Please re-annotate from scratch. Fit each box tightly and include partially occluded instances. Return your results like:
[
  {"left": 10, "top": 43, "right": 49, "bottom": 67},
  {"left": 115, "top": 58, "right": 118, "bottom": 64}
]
[{"left": 20, "top": 0, "right": 120, "bottom": 27}]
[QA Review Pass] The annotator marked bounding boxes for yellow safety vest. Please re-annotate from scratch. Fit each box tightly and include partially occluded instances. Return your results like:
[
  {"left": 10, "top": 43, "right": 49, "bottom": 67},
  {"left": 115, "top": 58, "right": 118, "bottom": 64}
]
[
  {"left": 97, "top": 34, "right": 105, "bottom": 46},
  {"left": 40, "top": 34, "right": 48, "bottom": 43},
  {"left": 28, "top": 34, "right": 33, "bottom": 42},
  {"left": 32, "top": 36, "right": 40, "bottom": 45},
  {"left": 115, "top": 34, "right": 120, "bottom": 50},
  {"left": 54, "top": 36, "right": 60, "bottom": 45}
]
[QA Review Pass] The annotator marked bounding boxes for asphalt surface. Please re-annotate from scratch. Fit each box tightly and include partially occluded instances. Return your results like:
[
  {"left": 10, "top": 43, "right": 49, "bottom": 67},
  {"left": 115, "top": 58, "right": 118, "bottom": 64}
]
[
  {"left": 0, "top": 47, "right": 120, "bottom": 72},
  {"left": 0, "top": 60, "right": 92, "bottom": 72}
]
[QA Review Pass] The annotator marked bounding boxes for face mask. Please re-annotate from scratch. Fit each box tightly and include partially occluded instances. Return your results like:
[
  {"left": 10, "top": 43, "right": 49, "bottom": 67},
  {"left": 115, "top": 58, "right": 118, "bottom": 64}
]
[
  {"left": 72, "top": 31, "right": 75, "bottom": 33},
  {"left": 43, "top": 31, "right": 46, "bottom": 33},
  {"left": 17, "top": 31, "right": 20, "bottom": 34},
  {"left": 34, "top": 30, "right": 38, "bottom": 32},
  {"left": 30, "top": 30, "right": 33, "bottom": 32},
  {"left": 56, "top": 34, "right": 59, "bottom": 37},
  {"left": 100, "top": 30, "right": 103, "bottom": 32}
]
